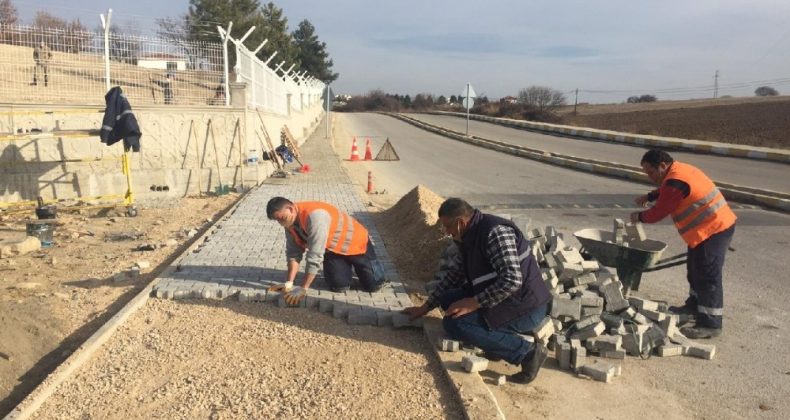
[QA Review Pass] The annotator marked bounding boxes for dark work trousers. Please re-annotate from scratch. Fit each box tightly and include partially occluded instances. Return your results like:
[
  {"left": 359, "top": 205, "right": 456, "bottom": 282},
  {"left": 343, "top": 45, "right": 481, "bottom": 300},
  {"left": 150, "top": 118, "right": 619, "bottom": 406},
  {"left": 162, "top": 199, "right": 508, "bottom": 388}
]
[
  {"left": 323, "top": 238, "right": 385, "bottom": 292},
  {"left": 439, "top": 288, "right": 548, "bottom": 365},
  {"left": 686, "top": 224, "right": 735, "bottom": 329}
]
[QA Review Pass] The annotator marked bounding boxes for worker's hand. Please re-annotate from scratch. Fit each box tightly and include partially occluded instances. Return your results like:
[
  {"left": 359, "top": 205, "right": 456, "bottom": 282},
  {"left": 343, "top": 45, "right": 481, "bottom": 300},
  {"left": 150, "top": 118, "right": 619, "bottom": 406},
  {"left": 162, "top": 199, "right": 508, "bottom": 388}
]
[
  {"left": 402, "top": 304, "right": 430, "bottom": 321},
  {"left": 446, "top": 297, "right": 480, "bottom": 319},
  {"left": 268, "top": 281, "right": 294, "bottom": 293},
  {"left": 634, "top": 195, "right": 650, "bottom": 207},
  {"left": 284, "top": 286, "right": 307, "bottom": 305},
  {"left": 630, "top": 212, "right": 641, "bottom": 223}
]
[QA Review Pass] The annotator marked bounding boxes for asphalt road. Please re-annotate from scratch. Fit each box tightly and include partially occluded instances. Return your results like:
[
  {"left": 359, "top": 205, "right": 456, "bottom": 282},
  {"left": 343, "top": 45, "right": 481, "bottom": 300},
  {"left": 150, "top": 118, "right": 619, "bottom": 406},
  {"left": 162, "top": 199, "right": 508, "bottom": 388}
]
[
  {"left": 403, "top": 113, "right": 790, "bottom": 194},
  {"left": 338, "top": 112, "right": 790, "bottom": 419}
]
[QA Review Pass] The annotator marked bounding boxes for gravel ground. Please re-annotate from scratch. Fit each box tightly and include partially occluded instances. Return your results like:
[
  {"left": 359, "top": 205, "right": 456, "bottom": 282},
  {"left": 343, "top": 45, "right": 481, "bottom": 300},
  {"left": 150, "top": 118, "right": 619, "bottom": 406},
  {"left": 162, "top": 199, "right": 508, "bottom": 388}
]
[{"left": 32, "top": 299, "right": 463, "bottom": 419}]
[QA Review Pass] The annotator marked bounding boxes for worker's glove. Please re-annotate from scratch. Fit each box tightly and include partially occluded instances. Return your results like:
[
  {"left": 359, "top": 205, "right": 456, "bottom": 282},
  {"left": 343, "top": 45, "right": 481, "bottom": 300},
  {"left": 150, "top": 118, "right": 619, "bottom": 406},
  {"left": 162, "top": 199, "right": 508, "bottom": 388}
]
[
  {"left": 284, "top": 286, "right": 307, "bottom": 305},
  {"left": 268, "top": 281, "right": 294, "bottom": 293}
]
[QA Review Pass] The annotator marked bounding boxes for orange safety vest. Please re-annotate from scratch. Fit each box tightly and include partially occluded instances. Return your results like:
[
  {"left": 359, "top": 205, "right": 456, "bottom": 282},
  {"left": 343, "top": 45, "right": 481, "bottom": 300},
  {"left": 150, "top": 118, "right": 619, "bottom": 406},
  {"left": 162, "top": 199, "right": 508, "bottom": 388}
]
[
  {"left": 289, "top": 201, "right": 369, "bottom": 255},
  {"left": 665, "top": 162, "right": 736, "bottom": 248}
]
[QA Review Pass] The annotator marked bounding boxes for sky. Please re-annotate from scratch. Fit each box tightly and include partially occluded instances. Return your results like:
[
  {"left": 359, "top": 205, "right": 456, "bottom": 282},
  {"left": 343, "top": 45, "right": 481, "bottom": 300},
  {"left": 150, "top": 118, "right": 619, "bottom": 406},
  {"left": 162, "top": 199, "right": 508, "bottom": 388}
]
[{"left": 17, "top": 0, "right": 790, "bottom": 103}]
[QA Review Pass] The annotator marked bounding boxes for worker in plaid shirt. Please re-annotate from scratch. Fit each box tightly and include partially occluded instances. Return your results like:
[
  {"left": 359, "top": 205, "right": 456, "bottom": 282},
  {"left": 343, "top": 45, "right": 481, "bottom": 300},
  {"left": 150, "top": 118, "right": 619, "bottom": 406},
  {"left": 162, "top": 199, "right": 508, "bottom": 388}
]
[{"left": 404, "top": 198, "right": 551, "bottom": 384}]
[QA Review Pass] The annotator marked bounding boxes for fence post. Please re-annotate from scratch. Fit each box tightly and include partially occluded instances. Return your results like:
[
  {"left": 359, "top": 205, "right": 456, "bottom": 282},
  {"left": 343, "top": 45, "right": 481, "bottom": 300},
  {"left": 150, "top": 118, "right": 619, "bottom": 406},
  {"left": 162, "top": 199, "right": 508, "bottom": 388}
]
[
  {"left": 100, "top": 9, "right": 112, "bottom": 93},
  {"left": 218, "top": 22, "right": 233, "bottom": 107}
]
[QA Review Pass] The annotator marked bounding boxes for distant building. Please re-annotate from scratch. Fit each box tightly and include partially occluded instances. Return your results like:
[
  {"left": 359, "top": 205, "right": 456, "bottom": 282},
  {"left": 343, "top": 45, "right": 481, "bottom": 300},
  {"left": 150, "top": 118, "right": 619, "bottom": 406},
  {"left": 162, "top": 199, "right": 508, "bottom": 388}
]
[
  {"left": 137, "top": 54, "right": 187, "bottom": 72},
  {"left": 500, "top": 96, "right": 518, "bottom": 104}
]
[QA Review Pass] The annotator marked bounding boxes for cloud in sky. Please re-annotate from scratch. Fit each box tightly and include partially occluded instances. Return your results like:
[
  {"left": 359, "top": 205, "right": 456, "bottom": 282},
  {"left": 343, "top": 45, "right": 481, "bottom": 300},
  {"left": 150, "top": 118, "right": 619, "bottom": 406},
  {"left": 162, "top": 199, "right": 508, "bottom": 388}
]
[{"left": 22, "top": 0, "right": 790, "bottom": 102}]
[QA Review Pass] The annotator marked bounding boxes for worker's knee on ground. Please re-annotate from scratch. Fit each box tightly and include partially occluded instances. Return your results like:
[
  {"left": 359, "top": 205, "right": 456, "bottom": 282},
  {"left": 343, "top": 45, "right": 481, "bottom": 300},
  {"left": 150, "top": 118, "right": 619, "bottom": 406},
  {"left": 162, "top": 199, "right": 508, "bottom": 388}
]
[{"left": 442, "top": 316, "right": 467, "bottom": 341}]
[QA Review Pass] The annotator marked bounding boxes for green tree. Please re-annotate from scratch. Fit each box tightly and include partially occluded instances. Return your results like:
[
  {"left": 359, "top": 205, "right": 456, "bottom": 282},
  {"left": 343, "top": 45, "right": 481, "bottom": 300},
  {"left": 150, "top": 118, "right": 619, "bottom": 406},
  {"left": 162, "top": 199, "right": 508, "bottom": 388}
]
[
  {"left": 754, "top": 86, "right": 778, "bottom": 96},
  {"left": 292, "top": 19, "right": 337, "bottom": 82},
  {"left": 188, "top": 0, "right": 266, "bottom": 67},
  {"left": 436, "top": 95, "right": 447, "bottom": 105},
  {"left": 259, "top": 2, "right": 299, "bottom": 73},
  {"left": 0, "top": 0, "right": 18, "bottom": 25}
]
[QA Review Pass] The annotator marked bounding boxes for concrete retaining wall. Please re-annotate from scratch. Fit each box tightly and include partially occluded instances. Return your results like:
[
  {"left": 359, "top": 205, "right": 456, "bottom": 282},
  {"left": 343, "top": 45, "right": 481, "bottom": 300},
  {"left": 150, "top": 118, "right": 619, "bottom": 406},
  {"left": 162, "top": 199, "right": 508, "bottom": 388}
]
[{"left": 0, "top": 88, "right": 323, "bottom": 207}]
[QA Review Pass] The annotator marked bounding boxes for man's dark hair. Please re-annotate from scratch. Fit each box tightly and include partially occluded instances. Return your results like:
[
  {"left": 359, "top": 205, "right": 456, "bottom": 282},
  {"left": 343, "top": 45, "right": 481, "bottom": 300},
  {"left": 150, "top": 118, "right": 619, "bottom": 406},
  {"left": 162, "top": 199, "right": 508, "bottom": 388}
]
[
  {"left": 266, "top": 196, "right": 293, "bottom": 219},
  {"left": 640, "top": 149, "right": 674, "bottom": 167},
  {"left": 438, "top": 198, "right": 474, "bottom": 219}
]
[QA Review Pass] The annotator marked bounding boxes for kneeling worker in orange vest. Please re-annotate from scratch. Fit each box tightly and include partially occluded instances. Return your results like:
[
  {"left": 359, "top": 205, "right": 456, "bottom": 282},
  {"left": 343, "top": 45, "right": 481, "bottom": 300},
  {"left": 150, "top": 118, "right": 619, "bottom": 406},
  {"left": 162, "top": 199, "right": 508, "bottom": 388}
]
[
  {"left": 631, "top": 149, "right": 736, "bottom": 339},
  {"left": 266, "top": 197, "right": 386, "bottom": 305}
]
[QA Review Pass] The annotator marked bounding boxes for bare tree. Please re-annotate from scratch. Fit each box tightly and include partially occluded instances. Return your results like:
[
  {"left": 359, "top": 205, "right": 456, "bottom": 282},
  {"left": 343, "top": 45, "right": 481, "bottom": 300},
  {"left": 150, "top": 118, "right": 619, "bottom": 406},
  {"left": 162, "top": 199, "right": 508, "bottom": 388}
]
[
  {"left": 517, "top": 86, "right": 566, "bottom": 112},
  {"left": 0, "top": 0, "right": 18, "bottom": 25}
]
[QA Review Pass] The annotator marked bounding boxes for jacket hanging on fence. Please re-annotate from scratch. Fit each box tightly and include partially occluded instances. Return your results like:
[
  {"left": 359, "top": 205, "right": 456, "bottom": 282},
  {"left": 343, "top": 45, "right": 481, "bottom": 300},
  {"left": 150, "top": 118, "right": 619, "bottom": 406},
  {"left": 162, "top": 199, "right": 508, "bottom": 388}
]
[{"left": 100, "top": 86, "right": 142, "bottom": 152}]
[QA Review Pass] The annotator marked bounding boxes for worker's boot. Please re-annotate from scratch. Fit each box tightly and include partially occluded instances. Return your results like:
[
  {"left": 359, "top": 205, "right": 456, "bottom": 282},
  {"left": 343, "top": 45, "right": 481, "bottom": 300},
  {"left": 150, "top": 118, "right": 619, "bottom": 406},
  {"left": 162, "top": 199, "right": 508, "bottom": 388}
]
[
  {"left": 508, "top": 343, "right": 548, "bottom": 384},
  {"left": 669, "top": 297, "right": 697, "bottom": 316},
  {"left": 680, "top": 325, "right": 721, "bottom": 339}
]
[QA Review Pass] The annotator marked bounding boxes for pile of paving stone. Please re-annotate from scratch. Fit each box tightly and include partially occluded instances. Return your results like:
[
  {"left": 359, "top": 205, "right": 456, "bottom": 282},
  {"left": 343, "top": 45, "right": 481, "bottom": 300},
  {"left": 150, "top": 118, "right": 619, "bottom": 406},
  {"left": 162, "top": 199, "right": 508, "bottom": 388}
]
[{"left": 434, "top": 219, "right": 716, "bottom": 384}]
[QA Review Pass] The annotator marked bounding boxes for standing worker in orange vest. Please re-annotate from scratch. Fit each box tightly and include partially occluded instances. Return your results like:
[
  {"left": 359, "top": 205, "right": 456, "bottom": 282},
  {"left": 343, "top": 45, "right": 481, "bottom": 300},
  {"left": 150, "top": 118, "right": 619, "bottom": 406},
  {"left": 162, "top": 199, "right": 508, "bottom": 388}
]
[
  {"left": 266, "top": 197, "right": 386, "bottom": 304},
  {"left": 631, "top": 149, "right": 736, "bottom": 339}
]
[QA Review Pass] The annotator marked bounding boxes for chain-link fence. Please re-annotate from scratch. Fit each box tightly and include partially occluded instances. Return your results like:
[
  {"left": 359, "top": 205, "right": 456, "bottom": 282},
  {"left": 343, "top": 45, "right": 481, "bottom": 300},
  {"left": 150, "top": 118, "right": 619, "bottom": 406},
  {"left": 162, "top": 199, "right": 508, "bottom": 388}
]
[{"left": 0, "top": 23, "right": 225, "bottom": 106}]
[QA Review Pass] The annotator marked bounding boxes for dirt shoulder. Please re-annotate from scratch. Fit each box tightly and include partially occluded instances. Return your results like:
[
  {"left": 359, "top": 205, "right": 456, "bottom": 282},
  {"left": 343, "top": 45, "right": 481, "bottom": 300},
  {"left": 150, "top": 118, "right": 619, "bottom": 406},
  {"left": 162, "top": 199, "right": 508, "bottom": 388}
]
[{"left": 0, "top": 194, "right": 239, "bottom": 416}]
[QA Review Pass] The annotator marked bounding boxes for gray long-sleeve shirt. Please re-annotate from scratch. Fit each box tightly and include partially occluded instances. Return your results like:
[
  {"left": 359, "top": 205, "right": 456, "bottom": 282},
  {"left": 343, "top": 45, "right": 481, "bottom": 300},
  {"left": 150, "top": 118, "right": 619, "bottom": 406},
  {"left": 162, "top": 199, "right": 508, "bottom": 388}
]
[{"left": 284, "top": 209, "right": 332, "bottom": 274}]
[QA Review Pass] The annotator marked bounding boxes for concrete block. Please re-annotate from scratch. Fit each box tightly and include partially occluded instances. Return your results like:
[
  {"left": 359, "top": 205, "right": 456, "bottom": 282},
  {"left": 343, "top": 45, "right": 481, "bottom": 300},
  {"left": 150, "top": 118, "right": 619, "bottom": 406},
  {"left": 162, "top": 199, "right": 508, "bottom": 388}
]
[
  {"left": 613, "top": 218, "right": 625, "bottom": 245},
  {"left": 609, "top": 325, "right": 627, "bottom": 336},
  {"left": 587, "top": 335, "right": 622, "bottom": 352},
  {"left": 318, "top": 299, "right": 334, "bottom": 313},
  {"left": 570, "top": 344, "right": 587, "bottom": 372},
  {"left": 440, "top": 339, "right": 461, "bottom": 352},
  {"left": 461, "top": 355, "right": 489, "bottom": 373},
  {"left": 533, "top": 317, "right": 555, "bottom": 342},
  {"left": 600, "top": 313, "right": 626, "bottom": 330},
  {"left": 581, "top": 362, "right": 618, "bottom": 383},
  {"left": 550, "top": 297, "right": 581, "bottom": 320},
  {"left": 496, "top": 375, "right": 507, "bottom": 386},
  {"left": 580, "top": 260, "right": 600, "bottom": 273},
  {"left": 530, "top": 228, "right": 543, "bottom": 240},
  {"left": 571, "top": 321, "right": 605, "bottom": 340},
  {"left": 580, "top": 295, "right": 604, "bottom": 307},
  {"left": 623, "top": 307, "right": 637, "bottom": 319},
  {"left": 567, "top": 285, "right": 589, "bottom": 295},
  {"left": 600, "top": 280, "right": 630, "bottom": 312},
  {"left": 543, "top": 253, "right": 559, "bottom": 270},
  {"left": 552, "top": 319, "right": 563, "bottom": 333},
  {"left": 601, "top": 349, "right": 626, "bottom": 359},
  {"left": 574, "top": 272, "right": 598, "bottom": 287},
  {"left": 391, "top": 313, "right": 423, "bottom": 328},
  {"left": 628, "top": 297, "right": 660, "bottom": 312},
  {"left": 632, "top": 313, "right": 651, "bottom": 325},
  {"left": 557, "top": 248, "right": 583, "bottom": 265},
  {"left": 659, "top": 315, "right": 680, "bottom": 338},
  {"left": 556, "top": 342, "right": 571, "bottom": 370},
  {"left": 625, "top": 222, "right": 647, "bottom": 241},
  {"left": 574, "top": 315, "right": 601, "bottom": 331},
  {"left": 657, "top": 344, "right": 684, "bottom": 357},
  {"left": 376, "top": 310, "right": 394, "bottom": 327},
  {"left": 304, "top": 295, "right": 321, "bottom": 309},
  {"left": 685, "top": 342, "right": 716, "bottom": 360},
  {"left": 348, "top": 308, "right": 378, "bottom": 325},
  {"left": 622, "top": 332, "right": 643, "bottom": 356},
  {"left": 641, "top": 309, "right": 666, "bottom": 322},
  {"left": 332, "top": 303, "right": 350, "bottom": 319},
  {"left": 544, "top": 274, "right": 559, "bottom": 290},
  {"left": 582, "top": 306, "right": 603, "bottom": 318},
  {"left": 559, "top": 262, "right": 584, "bottom": 282}
]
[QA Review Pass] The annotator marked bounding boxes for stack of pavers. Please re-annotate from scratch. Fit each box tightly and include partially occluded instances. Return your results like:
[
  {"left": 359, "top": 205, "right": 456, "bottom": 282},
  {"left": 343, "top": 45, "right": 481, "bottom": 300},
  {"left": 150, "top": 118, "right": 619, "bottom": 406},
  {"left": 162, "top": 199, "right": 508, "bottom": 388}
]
[{"left": 438, "top": 218, "right": 716, "bottom": 384}]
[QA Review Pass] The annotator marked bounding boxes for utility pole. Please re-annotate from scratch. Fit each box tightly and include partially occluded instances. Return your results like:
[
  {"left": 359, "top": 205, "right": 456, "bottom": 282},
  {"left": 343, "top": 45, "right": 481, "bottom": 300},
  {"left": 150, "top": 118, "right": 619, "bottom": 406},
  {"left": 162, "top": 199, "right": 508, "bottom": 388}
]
[
  {"left": 713, "top": 70, "right": 719, "bottom": 99},
  {"left": 325, "top": 83, "right": 331, "bottom": 139},
  {"left": 574, "top": 88, "right": 579, "bottom": 115}
]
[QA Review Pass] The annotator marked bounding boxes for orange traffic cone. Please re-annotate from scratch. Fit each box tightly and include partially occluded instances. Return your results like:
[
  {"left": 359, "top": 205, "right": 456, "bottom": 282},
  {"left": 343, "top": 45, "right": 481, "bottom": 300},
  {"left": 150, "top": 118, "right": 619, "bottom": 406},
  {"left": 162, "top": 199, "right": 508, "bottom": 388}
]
[
  {"left": 367, "top": 171, "right": 374, "bottom": 193},
  {"left": 349, "top": 137, "right": 360, "bottom": 161},
  {"left": 364, "top": 138, "right": 373, "bottom": 160}
]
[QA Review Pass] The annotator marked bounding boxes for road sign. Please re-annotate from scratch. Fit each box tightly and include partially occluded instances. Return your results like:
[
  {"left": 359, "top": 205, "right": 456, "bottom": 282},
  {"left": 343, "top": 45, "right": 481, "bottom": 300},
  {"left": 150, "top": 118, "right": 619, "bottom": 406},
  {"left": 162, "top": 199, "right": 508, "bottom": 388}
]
[
  {"left": 461, "top": 85, "right": 477, "bottom": 99},
  {"left": 462, "top": 97, "right": 474, "bottom": 109}
]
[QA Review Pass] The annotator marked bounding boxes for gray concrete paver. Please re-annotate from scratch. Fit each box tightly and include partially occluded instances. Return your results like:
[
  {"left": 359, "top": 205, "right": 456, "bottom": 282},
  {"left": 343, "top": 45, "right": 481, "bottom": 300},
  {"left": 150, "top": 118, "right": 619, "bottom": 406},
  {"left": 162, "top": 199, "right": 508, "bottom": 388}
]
[{"left": 151, "top": 125, "right": 411, "bottom": 327}]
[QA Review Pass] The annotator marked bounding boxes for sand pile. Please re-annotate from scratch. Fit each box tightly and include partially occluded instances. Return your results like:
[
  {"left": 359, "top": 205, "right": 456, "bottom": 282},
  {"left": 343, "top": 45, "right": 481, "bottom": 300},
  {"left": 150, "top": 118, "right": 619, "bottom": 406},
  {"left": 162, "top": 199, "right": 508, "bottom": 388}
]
[{"left": 373, "top": 185, "right": 451, "bottom": 287}]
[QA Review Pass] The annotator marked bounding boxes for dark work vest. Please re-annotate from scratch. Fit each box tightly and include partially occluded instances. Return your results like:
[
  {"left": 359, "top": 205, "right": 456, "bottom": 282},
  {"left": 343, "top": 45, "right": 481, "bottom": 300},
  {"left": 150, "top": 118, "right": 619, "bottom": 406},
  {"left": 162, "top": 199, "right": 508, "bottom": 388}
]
[{"left": 460, "top": 210, "right": 551, "bottom": 329}]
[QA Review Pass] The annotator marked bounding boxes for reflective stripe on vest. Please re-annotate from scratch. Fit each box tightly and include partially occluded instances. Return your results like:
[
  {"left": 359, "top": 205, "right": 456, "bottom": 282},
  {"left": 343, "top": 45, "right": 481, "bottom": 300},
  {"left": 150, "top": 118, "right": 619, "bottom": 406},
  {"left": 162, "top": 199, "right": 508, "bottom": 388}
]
[
  {"left": 672, "top": 187, "right": 720, "bottom": 224},
  {"left": 677, "top": 196, "right": 727, "bottom": 235},
  {"left": 292, "top": 201, "right": 368, "bottom": 256},
  {"left": 471, "top": 250, "right": 531, "bottom": 286}
]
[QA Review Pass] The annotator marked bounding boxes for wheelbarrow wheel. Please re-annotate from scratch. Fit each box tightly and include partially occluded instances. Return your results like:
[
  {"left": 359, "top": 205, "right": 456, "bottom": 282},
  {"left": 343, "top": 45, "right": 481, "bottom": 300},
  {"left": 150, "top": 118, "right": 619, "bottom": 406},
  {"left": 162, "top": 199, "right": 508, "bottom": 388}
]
[{"left": 126, "top": 206, "right": 139, "bottom": 217}]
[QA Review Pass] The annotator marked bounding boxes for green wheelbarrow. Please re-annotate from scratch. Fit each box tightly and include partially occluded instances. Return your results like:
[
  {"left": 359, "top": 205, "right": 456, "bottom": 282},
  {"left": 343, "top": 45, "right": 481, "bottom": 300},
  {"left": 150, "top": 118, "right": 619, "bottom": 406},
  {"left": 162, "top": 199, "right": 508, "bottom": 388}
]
[{"left": 573, "top": 228, "right": 687, "bottom": 294}]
